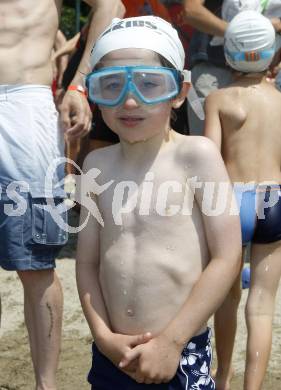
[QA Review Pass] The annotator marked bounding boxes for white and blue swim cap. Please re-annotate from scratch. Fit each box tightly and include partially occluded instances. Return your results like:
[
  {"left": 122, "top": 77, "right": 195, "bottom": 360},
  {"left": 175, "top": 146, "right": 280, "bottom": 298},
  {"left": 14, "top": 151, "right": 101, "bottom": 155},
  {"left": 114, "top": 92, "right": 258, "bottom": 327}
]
[
  {"left": 210, "top": 0, "right": 261, "bottom": 46},
  {"left": 224, "top": 10, "right": 276, "bottom": 73},
  {"left": 90, "top": 16, "right": 185, "bottom": 71}
]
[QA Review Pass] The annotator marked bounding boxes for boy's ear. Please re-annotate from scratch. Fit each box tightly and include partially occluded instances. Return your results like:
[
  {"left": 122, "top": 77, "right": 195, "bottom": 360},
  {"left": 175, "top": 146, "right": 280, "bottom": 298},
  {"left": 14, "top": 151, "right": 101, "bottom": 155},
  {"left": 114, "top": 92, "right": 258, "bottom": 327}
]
[{"left": 172, "top": 82, "right": 190, "bottom": 109}]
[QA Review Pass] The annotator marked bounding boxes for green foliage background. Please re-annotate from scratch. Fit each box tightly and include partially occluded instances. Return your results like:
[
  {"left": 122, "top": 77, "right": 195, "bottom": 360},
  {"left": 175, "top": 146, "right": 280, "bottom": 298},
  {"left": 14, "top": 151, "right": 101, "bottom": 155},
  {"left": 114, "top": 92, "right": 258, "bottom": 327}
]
[{"left": 60, "top": 1, "right": 91, "bottom": 39}]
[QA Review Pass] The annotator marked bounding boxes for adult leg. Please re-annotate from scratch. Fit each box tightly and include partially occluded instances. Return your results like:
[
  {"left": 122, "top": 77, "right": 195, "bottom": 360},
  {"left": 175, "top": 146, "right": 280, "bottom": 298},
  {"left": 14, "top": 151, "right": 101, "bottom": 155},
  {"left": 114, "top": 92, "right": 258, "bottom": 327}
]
[
  {"left": 244, "top": 240, "right": 281, "bottom": 390},
  {"left": 17, "top": 269, "right": 63, "bottom": 390}
]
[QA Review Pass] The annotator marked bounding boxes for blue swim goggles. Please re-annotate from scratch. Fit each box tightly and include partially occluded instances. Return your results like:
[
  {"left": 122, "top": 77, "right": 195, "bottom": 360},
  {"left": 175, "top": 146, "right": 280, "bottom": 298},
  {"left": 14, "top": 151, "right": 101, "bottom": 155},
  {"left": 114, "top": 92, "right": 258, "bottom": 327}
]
[{"left": 85, "top": 66, "right": 189, "bottom": 106}]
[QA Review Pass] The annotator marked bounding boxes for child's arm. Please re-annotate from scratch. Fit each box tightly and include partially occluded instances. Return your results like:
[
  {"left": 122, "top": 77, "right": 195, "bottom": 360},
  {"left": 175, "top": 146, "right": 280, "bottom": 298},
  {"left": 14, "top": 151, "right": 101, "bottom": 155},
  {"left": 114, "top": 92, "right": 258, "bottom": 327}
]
[
  {"left": 120, "top": 138, "right": 241, "bottom": 384},
  {"left": 76, "top": 153, "right": 152, "bottom": 370},
  {"left": 164, "top": 138, "right": 242, "bottom": 340},
  {"left": 204, "top": 92, "right": 222, "bottom": 150},
  {"left": 184, "top": 0, "right": 227, "bottom": 36}
]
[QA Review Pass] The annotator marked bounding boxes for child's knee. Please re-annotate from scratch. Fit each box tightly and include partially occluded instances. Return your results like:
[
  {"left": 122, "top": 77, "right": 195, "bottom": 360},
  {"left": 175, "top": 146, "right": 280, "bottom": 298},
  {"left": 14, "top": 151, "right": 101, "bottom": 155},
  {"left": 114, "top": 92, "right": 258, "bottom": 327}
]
[{"left": 245, "top": 290, "right": 275, "bottom": 318}]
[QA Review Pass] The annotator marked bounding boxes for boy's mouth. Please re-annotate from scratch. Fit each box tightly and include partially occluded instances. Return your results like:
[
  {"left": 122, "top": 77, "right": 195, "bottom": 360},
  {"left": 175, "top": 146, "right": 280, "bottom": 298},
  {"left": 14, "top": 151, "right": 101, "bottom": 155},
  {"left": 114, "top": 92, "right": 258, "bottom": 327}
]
[{"left": 118, "top": 116, "right": 145, "bottom": 126}]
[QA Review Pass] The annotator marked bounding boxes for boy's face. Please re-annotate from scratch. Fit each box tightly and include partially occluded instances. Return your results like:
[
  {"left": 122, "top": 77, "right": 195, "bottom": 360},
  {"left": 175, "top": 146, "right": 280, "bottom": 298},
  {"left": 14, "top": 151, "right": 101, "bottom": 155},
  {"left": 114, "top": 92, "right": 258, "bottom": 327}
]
[{"left": 97, "top": 48, "right": 183, "bottom": 144}]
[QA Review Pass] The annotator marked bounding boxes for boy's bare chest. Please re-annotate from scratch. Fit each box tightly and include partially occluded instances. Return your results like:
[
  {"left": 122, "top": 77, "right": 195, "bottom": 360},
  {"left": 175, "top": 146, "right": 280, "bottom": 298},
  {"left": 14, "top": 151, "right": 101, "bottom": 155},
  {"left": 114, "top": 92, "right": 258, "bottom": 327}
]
[{"left": 97, "top": 165, "right": 196, "bottom": 226}]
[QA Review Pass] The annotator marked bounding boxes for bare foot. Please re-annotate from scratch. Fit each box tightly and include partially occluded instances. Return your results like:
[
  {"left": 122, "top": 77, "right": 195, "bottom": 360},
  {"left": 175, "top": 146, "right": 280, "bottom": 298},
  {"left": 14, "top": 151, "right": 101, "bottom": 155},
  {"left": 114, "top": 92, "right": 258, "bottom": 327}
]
[{"left": 212, "top": 367, "right": 234, "bottom": 390}]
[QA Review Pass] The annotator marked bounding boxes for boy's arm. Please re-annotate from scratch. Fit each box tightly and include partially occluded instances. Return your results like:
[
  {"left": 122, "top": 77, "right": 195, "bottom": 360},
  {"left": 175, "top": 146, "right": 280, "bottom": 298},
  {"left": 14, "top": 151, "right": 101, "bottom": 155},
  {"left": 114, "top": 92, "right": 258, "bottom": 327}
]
[
  {"left": 163, "top": 138, "right": 241, "bottom": 342},
  {"left": 120, "top": 138, "right": 241, "bottom": 384},
  {"left": 60, "top": 0, "right": 125, "bottom": 140},
  {"left": 184, "top": 0, "right": 227, "bottom": 36},
  {"left": 204, "top": 93, "right": 222, "bottom": 150},
  {"left": 72, "top": 0, "right": 125, "bottom": 83},
  {"left": 75, "top": 156, "right": 111, "bottom": 343},
  {"left": 52, "top": 32, "right": 81, "bottom": 61}
]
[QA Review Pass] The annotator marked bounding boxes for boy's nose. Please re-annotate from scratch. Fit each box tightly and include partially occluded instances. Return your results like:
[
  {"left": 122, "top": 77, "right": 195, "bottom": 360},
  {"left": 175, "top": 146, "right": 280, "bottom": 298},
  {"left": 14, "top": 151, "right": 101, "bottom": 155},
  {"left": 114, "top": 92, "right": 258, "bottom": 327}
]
[{"left": 122, "top": 92, "right": 140, "bottom": 109}]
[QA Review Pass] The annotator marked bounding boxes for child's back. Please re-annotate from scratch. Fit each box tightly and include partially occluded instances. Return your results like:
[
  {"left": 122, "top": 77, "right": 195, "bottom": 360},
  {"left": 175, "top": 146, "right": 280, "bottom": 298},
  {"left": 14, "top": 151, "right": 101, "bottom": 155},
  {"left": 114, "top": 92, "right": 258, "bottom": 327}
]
[{"left": 206, "top": 76, "right": 281, "bottom": 183}]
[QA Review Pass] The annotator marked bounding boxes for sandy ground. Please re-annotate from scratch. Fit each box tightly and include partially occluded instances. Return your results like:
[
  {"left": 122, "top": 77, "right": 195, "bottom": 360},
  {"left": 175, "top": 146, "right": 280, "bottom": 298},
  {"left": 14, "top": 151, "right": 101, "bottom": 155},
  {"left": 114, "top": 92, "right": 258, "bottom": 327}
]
[{"left": 1, "top": 218, "right": 281, "bottom": 389}]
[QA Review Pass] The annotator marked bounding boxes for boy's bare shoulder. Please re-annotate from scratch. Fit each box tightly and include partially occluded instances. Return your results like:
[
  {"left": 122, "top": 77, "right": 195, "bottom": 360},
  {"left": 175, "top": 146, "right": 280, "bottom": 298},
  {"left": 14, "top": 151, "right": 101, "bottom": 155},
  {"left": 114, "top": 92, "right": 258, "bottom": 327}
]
[
  {"left": 206, "top": 85, "right": 237, "bottom": 104},
  {"left": 175, "top": 134, "right": 219, "bottom": 166},
  {"left": 83, "top": 143, "right": 120, "bottom": 171},
  {"left": 174, "top": 135, "right": 225, "bottom": 181}
]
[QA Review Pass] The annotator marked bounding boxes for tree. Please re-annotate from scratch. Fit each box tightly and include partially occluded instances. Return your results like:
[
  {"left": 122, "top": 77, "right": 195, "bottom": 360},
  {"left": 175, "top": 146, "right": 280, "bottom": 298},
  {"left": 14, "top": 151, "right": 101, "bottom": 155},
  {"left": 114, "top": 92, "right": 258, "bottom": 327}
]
[{"left": 60, "top": 1, "right": 90, "bottom": 38}]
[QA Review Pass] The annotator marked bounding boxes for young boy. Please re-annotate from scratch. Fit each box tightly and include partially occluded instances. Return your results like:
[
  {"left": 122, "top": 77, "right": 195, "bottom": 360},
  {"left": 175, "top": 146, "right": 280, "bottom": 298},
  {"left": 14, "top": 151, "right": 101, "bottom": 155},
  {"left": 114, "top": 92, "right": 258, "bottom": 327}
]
[
  {"left": 204, "top": 11, "right": 281, "bottom": 390},
  {"left": 76, "top": 16, "right": 241, "bottom": 389}
]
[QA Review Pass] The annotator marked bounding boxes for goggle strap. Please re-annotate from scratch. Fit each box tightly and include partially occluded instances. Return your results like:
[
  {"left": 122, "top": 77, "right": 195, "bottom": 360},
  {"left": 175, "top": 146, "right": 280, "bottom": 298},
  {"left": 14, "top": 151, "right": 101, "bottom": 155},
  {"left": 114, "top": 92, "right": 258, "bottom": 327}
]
[
  {"left": 187, "top": 84, "right": 205, "bottom": 121},
  {"left": 182, "top": 69, "right": 191, "bottom": 83}
]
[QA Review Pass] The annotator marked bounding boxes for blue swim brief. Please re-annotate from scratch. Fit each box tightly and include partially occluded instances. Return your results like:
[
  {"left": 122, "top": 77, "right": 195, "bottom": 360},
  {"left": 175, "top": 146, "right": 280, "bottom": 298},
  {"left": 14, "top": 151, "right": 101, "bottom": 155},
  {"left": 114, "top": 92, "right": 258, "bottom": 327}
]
[
  {"left": 235, "top": 185, "right": 281, "bottom": 245},
  {"left": 0, "top": 192, "right": 68, "bottom": 271},
  {"left": 88, "top": 328, "right": 215, "bottom": 390}
]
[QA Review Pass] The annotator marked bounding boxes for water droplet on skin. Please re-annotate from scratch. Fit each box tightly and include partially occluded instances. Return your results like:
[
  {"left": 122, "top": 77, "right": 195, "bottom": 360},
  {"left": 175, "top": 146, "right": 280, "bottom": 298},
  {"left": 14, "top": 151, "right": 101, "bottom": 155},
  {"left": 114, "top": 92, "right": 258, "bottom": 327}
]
[
  {"left": 265, "top": 265, "right": 269, "bottom": 272},
  {"left": 252, "top": 351, "right": 260, "bottom": 372},
  {"left": 166, "top": 245, "right": 175, "bottom": 251},
  {"left": 127, "top": 308, "right": 134, "bottom": 317},
  {"left": 123, "top": 290, "right": 127, "bottom": 295},
  {"left": 120, "top": 261, "right": 124, "bottom": 266},
  {"left": 121, "top": 274, "right": 126, "bottom": 279}
]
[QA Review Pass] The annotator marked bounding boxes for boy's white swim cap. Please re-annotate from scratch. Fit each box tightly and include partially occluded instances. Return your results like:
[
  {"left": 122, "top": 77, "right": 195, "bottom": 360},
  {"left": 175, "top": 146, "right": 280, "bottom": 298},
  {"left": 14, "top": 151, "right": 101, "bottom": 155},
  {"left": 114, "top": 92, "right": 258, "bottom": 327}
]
[
  {"left": 90, "top": 16, "right": 185, "bottom": 70},
  {"left": 224, "top": 10, "right": 275, "bottom": 72},
  {"left": 210, "top": 0, "right": 261, "bottom": 46}
]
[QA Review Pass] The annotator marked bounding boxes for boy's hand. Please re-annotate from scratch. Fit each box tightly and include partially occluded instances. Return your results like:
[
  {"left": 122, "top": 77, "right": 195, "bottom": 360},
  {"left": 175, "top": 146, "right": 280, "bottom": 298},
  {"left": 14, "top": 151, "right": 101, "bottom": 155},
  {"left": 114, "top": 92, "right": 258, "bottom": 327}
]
[
  {"left": 119, "top": 332, "right": 182, "bottom": 384},
  {"left": 59, "top": 90, "right": 92, "bottom": 140},
  {"left": 98, "top": 332, "right": 152, "bottom": 373}
]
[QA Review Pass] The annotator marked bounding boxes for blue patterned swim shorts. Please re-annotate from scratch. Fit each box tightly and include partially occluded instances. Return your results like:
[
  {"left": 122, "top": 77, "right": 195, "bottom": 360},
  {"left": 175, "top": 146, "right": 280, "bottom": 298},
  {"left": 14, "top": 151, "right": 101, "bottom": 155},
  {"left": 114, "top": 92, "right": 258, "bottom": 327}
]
[{"left": 88, "top": 327, "right": 215, "bottom": 389}]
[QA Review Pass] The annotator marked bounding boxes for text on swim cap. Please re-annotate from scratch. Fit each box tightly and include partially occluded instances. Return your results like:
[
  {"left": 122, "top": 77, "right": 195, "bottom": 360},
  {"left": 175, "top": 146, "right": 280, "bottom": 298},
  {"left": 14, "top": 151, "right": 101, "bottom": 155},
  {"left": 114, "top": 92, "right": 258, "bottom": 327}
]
[{"left": 101, "top": 19, "right": 157, "bottom": 38}]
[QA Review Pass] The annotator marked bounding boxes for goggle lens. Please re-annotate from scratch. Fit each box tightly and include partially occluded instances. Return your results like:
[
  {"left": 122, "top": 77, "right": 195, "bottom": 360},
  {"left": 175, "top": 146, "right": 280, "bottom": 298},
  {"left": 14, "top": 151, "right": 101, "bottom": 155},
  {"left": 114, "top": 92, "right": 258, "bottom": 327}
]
[
  {"left": 133, "top": 70, "right": 178, "bottom": 101},
  {"left": 86, "top": 66, "right": 180, "bottom": 106}
]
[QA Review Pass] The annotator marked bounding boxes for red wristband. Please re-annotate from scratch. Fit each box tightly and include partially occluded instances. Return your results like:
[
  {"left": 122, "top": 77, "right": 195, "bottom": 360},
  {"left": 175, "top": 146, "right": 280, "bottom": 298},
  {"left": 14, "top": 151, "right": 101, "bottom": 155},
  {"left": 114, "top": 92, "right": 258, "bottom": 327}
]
[{"left": 67, "top": 85, "right": 87, "bottom": 97}]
